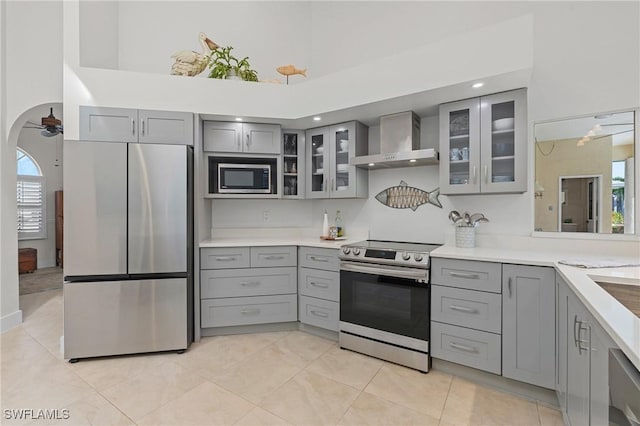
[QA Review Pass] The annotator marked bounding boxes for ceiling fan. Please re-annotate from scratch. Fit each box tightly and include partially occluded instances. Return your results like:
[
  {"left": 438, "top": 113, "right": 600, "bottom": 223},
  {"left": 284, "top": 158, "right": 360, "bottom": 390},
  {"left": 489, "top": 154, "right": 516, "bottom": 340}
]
[{"left": 24, "top": 108, "right": 63, "bottom": 137}]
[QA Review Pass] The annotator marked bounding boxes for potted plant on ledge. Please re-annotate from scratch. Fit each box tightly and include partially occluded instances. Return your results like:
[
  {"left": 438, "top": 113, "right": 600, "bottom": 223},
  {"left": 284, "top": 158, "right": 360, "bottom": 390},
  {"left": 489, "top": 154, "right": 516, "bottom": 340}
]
[{"left": 207, "top": 46, "right": 258, "bottom": 82}]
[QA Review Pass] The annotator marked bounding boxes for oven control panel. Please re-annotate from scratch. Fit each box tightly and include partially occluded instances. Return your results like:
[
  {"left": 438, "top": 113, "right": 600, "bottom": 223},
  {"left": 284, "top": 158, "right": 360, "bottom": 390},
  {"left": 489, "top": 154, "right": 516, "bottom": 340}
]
[{"left": 340, "top": 246, "right": 430, "bottom": 267}]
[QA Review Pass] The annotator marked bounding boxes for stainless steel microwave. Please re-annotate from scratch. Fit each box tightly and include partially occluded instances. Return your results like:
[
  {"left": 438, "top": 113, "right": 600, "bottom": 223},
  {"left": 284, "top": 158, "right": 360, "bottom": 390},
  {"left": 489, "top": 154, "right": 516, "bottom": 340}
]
[{"left": 207, "top": 156, "right": 278, "bottom": 195}]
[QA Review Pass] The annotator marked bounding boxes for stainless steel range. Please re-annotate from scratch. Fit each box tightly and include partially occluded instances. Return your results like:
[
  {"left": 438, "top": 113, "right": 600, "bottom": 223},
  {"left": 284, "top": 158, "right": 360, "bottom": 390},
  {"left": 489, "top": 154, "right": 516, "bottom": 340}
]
[{"left": 339, "top": 240, "right": 441, "bottom": 373}]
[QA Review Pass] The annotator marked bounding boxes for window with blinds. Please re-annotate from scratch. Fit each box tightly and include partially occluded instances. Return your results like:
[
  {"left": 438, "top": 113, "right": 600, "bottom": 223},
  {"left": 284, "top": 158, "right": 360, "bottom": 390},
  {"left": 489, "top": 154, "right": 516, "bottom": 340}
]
[{"left": 17, "top": 148, "right": 46, "bottom": 240}]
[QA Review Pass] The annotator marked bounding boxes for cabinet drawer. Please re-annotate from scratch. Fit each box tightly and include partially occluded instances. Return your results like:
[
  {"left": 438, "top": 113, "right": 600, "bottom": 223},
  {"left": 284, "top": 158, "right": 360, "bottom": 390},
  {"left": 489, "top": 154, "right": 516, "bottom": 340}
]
[
  {"left": 250, "top": 246, "right": 297, "bottom": 268},
  {"left": 431, "top": 285, "right": 501, "bottom": 333},
  {"left": 201, "top": 267, "right": 296, "bottom": 298},
  {"left": 298, "top": 295, "right": 339, "bottom": 331},
  {"left": 431, "top": 258, "right": 502, "bottom": 293},
  {"left": 431, "top": 322, "right": 501, "bottom": 374},
  {"left": 200, "top": 247, "right": 250, "bottom": 269},
  {"left": 298, "top": 267, "right": 340, "bottom": 302},
  {"left": 298, "top": 247, "right": 339, "bottom": 271},
  {"left": 201, "top": 294, "right": 297, "bottom": 328}
]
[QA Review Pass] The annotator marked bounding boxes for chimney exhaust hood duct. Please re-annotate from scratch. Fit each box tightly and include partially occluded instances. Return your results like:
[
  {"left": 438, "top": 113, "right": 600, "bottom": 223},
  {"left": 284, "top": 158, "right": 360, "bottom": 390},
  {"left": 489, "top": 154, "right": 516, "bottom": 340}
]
[{"left": 350, "top": 111, "right": 439, "bottom": 168}]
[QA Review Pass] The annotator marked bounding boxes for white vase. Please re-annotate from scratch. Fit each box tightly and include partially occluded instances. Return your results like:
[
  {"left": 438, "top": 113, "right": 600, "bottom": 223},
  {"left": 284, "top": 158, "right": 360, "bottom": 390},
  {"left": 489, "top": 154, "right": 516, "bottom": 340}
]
[{"left": 455, "top": 226, "right": 476, "bottom": 248}]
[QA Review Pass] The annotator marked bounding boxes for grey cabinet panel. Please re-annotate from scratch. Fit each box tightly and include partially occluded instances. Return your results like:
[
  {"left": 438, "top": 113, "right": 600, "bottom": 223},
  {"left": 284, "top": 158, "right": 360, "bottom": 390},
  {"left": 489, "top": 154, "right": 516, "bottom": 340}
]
[
  {"left": 250, "top": 246, "right": 297, "bottom": 268},
  {"left": 431, "top": 258, "right": 502, "bottom": 293},
  {"left": 200, "top": 294, "right": 297, "bottom": 328},
  {"left": 203, "top": 121, "right": 243, "bottom": 152},
  {"left": 63, "top": 141, "right": 127, "bottom": 276},
  {"left": 200, "top": 247, "right": 250, "bottom": 269},
  {"left": 431, "top": 321, "right": 501, "bottom": 374},
  {"left": 566, "top": 294, "right": 591, "bottom": 426},
  {"left": 298, "top": 267, "right": 340, "bottom": 302},
  {"left": 244, "top": 123, "right": 281, "bottom": 154},
  {"left": 200, "top": 267, "right": 296, "bottom": 299},
  {"left": 556, "top": 273, "right": 569, "bottom": 412},
  {"left": 298, "top": 295, "right": 339, "bottom": 331},
  {"left": 298, "top": 246, "right": 340, "bottom": 271},
  {"left": 138, "top": 110, "right": 193, "bottom": 145},
  {"left": 79, "top": 106, "right": 138, "bottom": 142},
  {"left": 431, "top": 285, "right": 501, "bottom": 333},
  {"left": 590, "top": 321, "right": 615, "bottom": 426},
  {"left": 502, "top": 264, "right": 555, "bottom": 389}
]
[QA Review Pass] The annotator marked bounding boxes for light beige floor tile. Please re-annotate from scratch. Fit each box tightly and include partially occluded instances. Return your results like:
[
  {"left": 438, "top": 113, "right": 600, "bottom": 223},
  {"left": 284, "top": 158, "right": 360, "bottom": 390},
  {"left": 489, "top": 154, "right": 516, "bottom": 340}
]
[
  {"left": 234, "top": 406, "right": 292, "bottom": 426},
  {"left": 26, "top": 392, "right": 134, "bottom": 425},
  {"left": 306, "top": 346, "right": 384, "bottom": 390},
  {"left": 208, "top": 344, "right": 302, "bottom": 404},
  {"left": 101, "top": 360, "right": 205, "bottom": 421},
  {"left": 266, "top": 330, "right": 334, "bottom": 368},
  {"left": 538, "top": 404, "right": 564, "bottom": 426},
  {"left": 19, "top": 290, "right": 63, "bottom": 319},
  {"left": 137, "top": 381, "right": 254, "bottom": 426},
  {"left": 260, "top": 370, "right": 360, "bottom": 425},
  {"left": 439, "top": 378, "right": 540, "bottom": 426},
  {"left": 339, "top": 391, "right": 440, "bottom": 425},
  {"left": 365, "top": 363, "right": 452, "bottom": 419},
  {"left": 69, "top": 352, "right": 174, "bottom": 391}
]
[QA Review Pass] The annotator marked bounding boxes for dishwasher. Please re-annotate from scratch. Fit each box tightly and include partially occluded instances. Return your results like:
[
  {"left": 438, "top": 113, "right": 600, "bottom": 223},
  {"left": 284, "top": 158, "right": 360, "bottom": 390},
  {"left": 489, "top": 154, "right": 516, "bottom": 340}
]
[{"left": 609, "top": 349, "right": 640, "bottom": 426}]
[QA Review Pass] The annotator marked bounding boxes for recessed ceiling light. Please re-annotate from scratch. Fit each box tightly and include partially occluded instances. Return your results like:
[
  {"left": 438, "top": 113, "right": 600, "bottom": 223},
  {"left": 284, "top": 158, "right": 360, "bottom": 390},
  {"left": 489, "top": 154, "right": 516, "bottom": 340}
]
[
  {"left": 235, "top": 117, "right": 243, "bottom": 121},
  {"left": 409, "top": 159, "right": 417, "bottom": 163},
  {"left": 472, "top": 82, "right": 484, "bottom": 88},
  {"left": 313, "top": 116, "right": 321, "bottom": 121},
  {"left": 368, "top": 163, "right": 375, "bottom": 167}
]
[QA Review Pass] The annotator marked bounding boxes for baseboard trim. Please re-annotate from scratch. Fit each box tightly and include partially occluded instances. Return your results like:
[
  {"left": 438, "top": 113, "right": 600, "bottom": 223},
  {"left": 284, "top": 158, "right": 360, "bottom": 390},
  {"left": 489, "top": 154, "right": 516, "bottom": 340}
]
[{"left": 1, "top": 310, "right": 23, "bottom": 333}]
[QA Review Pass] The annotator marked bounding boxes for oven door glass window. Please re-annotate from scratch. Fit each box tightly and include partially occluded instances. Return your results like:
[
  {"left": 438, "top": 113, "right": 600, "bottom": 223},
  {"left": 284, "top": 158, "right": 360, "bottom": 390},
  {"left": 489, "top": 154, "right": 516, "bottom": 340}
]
[{"left": 340, "top": 270, "right": 429, "bottom": 341}]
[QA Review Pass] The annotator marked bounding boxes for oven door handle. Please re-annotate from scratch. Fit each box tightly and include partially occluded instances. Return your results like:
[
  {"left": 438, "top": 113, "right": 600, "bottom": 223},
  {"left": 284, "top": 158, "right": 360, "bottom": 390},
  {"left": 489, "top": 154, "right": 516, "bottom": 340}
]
[{"left": 340, "top": 261, "right": 427, "bottom": 281}]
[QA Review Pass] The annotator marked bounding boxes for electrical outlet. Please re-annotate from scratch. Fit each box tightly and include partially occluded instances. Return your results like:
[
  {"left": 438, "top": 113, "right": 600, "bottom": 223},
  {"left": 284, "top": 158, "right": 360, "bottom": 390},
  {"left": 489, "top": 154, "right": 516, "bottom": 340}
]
[{"left": 262, "top": 210, "right": 270, "bottom": 222}]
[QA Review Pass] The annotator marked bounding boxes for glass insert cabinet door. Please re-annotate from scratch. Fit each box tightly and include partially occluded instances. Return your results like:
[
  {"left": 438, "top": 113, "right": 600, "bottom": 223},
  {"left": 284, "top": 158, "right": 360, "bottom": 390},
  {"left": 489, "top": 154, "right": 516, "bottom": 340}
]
[
  {"left": 306, "top": 127, "right": 329, "bottom": 197},
  {"left": 333, "top": 124, "right": 352, "bottom": 194},
  {"left": 282, "top": 130, "right": 304, "bottom": 198}
]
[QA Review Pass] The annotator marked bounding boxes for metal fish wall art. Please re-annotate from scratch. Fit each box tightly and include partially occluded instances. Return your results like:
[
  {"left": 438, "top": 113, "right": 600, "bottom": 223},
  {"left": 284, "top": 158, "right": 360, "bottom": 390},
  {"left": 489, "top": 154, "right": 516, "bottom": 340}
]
[{"left": 375, "top": 181, "right": 442, "bottom": 210}]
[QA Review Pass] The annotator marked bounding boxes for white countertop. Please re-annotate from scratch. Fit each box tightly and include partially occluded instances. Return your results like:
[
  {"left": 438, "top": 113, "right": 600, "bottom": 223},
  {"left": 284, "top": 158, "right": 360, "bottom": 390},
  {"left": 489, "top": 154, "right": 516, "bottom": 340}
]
[
  {"left": 432, "top": 245, "right": 640, "bottom": 370},
  {"left": 200, "top": 236, "right": 363, "bottom": 250}
]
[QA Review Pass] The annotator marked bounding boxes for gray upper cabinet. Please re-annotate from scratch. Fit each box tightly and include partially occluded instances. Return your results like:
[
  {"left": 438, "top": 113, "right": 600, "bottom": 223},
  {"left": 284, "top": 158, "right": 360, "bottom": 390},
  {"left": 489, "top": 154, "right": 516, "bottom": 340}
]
[
  {"left": 80, "top": 106, "right": 193, "bottom": 145},
  {"left": 306, "top": 121, "right": 368, "bottom": 199},
  {"left": 439, "top": 88, "right": 527, "bottom": 195},
  {"left": 502, "top": 264, "right": 555, "bottom": 389},
  {"left": 203, "top": 121, "right": 281, "bottom": 154}
]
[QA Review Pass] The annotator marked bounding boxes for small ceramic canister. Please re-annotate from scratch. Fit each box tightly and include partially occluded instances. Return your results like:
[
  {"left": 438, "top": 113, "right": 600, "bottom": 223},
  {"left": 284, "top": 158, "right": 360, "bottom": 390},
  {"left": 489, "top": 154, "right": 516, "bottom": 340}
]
[{"left": 328, "top": 226, "right": 338, "bottom": 239}]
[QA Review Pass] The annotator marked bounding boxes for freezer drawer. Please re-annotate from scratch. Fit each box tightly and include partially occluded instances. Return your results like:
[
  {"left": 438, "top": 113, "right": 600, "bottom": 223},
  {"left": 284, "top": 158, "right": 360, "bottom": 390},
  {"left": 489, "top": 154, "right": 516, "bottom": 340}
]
[{"left": 64, "top": 279, "right": 187, "bottom": 359}]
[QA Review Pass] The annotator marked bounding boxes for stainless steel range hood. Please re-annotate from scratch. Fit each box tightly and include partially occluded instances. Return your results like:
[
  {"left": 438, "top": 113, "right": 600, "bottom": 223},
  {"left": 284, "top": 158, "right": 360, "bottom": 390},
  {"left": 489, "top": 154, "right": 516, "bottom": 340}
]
[{"left": 350, "top": 111, "right": 439, "bottom": 168}]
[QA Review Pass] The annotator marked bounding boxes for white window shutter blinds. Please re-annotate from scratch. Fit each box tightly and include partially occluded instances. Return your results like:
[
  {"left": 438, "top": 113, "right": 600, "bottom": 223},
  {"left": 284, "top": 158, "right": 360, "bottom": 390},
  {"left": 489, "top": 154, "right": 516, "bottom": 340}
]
[{"left": 17, "top": 175, "right": 46, "bottom": 239}]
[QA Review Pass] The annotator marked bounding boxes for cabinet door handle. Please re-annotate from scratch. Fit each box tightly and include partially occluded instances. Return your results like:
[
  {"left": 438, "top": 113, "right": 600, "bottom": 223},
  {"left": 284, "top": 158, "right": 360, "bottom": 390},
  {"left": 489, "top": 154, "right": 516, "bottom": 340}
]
[
  {"left": 484, "top": 165, "right": 489, "bottom": 184},
  {"left": 240, "top": 308, "right": 261, "bottom": 315},
  {"left": 263, "top": 255, "right": 285, "bottom": 260},
  {"left": 449, "top": 305, "right": 478, "bottom": 314},
  {"left": 508, "top": 277, "right": 513, "bottom": 298},
  {"left": 214, "top": 256, "right": 237, "bottom": 262},
  {"left": 141, "top": 119, "right": 145, "bottom": 136},
  {"left": 332, "top": 178, "right": 335, "bottom": 192},
  {"left": 449, "top": 342, "right": 478, "bottom": 353},
  {"left": 309, "top": 256, "right": 328, "bottom": 262},
  {"left": 449, "top": 271, "right": 480, "bottom": 279},
  {"left": 246, "top": 133, "right": 251, "bottom": 149},
  {"left": 472, "top": 166, "right": 477, "bottom": 184},
  {"left": 239, "top": 281, "right": 260, "bottom": 287},
  {"left": 577, "top": 322, "right": 589, "bottom": 355},
  {"left": 573, "top": 315, "right": 579, "bottom": 347},
  {"left": 310, "top": 281, "right": 329, "bottom": 289},
  {"left": 310, "top": 310, "right": 329, "bottom": 318},
  {"left": 132, "top": 119, "right": 135, "bottom": 136}
]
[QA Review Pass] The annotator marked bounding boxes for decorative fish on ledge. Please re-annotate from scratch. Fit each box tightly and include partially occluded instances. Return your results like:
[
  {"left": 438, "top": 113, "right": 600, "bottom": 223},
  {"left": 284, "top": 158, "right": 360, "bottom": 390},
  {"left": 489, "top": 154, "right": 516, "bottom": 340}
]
[{"left": 375, "top": 181, "right": 442, "bottom": 210}]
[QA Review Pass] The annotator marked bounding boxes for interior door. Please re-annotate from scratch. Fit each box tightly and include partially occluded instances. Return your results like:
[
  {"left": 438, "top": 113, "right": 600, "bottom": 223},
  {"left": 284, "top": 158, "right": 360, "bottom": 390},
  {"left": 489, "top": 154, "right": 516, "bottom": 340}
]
[
  {"left": 63, "top": 140, "right": 127, "bottom": 277},
  {"left": 128, "top": 144, "right": 187, "bottom": 274}
]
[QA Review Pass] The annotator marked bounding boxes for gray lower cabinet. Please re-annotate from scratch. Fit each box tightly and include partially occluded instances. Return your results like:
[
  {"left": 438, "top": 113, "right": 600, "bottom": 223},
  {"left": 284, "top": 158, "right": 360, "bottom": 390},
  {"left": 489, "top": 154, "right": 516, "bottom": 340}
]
[
  {"left": 556, "top": 272, "right": 568, "bottom": 412},
  {"left": 431, "top": 322, "right": 502, "bottom": 374},
  {"left": 559, "top": 275, "right": 617, "bottom": 426},
  {"left": 431, "top": 258, "right": 502, "bottom": 293},
  {"left": 199, "top": 246, "right": 297, "bottom": 328},
  {"left": 297, "top": 247, "right": 340, "bottom": 331},
  {"left": 502, "top": 264, "right": 555, "bottom": 389},
  {"left": 431, "top": 285, "right": 501, "bottom": 333},
  {"left": 80, "top": 106, "right": 193, "bottom": 145}
]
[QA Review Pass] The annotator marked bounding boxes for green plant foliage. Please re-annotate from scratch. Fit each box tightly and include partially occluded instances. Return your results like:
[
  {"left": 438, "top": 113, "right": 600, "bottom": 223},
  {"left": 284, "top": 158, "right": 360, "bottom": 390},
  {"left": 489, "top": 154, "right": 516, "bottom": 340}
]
[
  {"left": 207, "top": 46, "right": 258, "bottom": 82},
  {"left": 611, "top": 211, "right": 624, "bottom": 224}
]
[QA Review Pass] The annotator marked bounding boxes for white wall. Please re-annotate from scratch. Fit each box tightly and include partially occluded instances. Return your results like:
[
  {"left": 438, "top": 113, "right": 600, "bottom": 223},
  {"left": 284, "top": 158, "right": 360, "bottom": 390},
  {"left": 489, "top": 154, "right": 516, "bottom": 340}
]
[
  {"left": 79, "top": 1, "right": 119, "bottom": 69},
  {"left": 17, "top": 104, "right": 64, "bottom": 269},
  {"left": 1, "top": 0, "right": 63, "bottom": 331}
]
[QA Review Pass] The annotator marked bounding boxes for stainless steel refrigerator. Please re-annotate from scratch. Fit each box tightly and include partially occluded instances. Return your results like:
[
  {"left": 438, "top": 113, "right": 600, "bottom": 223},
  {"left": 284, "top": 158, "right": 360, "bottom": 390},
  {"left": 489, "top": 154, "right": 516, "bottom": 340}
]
[{"left": 63, "top": 140, "right": 193, "bottom": 361}]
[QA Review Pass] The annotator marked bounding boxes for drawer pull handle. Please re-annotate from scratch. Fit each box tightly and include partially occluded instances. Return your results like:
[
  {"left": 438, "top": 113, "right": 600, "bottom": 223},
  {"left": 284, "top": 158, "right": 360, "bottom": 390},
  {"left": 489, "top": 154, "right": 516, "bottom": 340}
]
[
  {"left": 508, "top": 277, "right": 513, "bottom": 297},
  {"left": 310, "top": 281, "right": 329, "bottom": 289},
  {"left": 309, "top": 256, "right": 329, "bottom": 262},
  {"left": 449, "top": 342, "right": 479, "bottom": 353},
  {"left": 449, "top": 271, "right": 480, "bottom": 279},
  {"left": 240, "top": 281, "right": 260, "bottom": 287},
  {"left": 240, "top": 308, "right": 261, "bottom": 316},
  {"left": 214, "top": 256, "right": 237, "bottom": 262},
  {"left": 263, "top": 255, "right": 285, "bottom": 260},
  {"left": 449, "top": 305, "right": 478, "bottom": 314},
  {"left": 310, "top": 310, "right": 329, "bottom": 318}
]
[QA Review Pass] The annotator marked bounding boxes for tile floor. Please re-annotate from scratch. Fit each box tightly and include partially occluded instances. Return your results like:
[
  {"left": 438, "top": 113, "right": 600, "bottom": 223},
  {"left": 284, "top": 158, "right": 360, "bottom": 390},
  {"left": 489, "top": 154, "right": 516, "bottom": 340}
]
[{"left": 1, "top": 289, "right": 565, "bottom": 425}]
